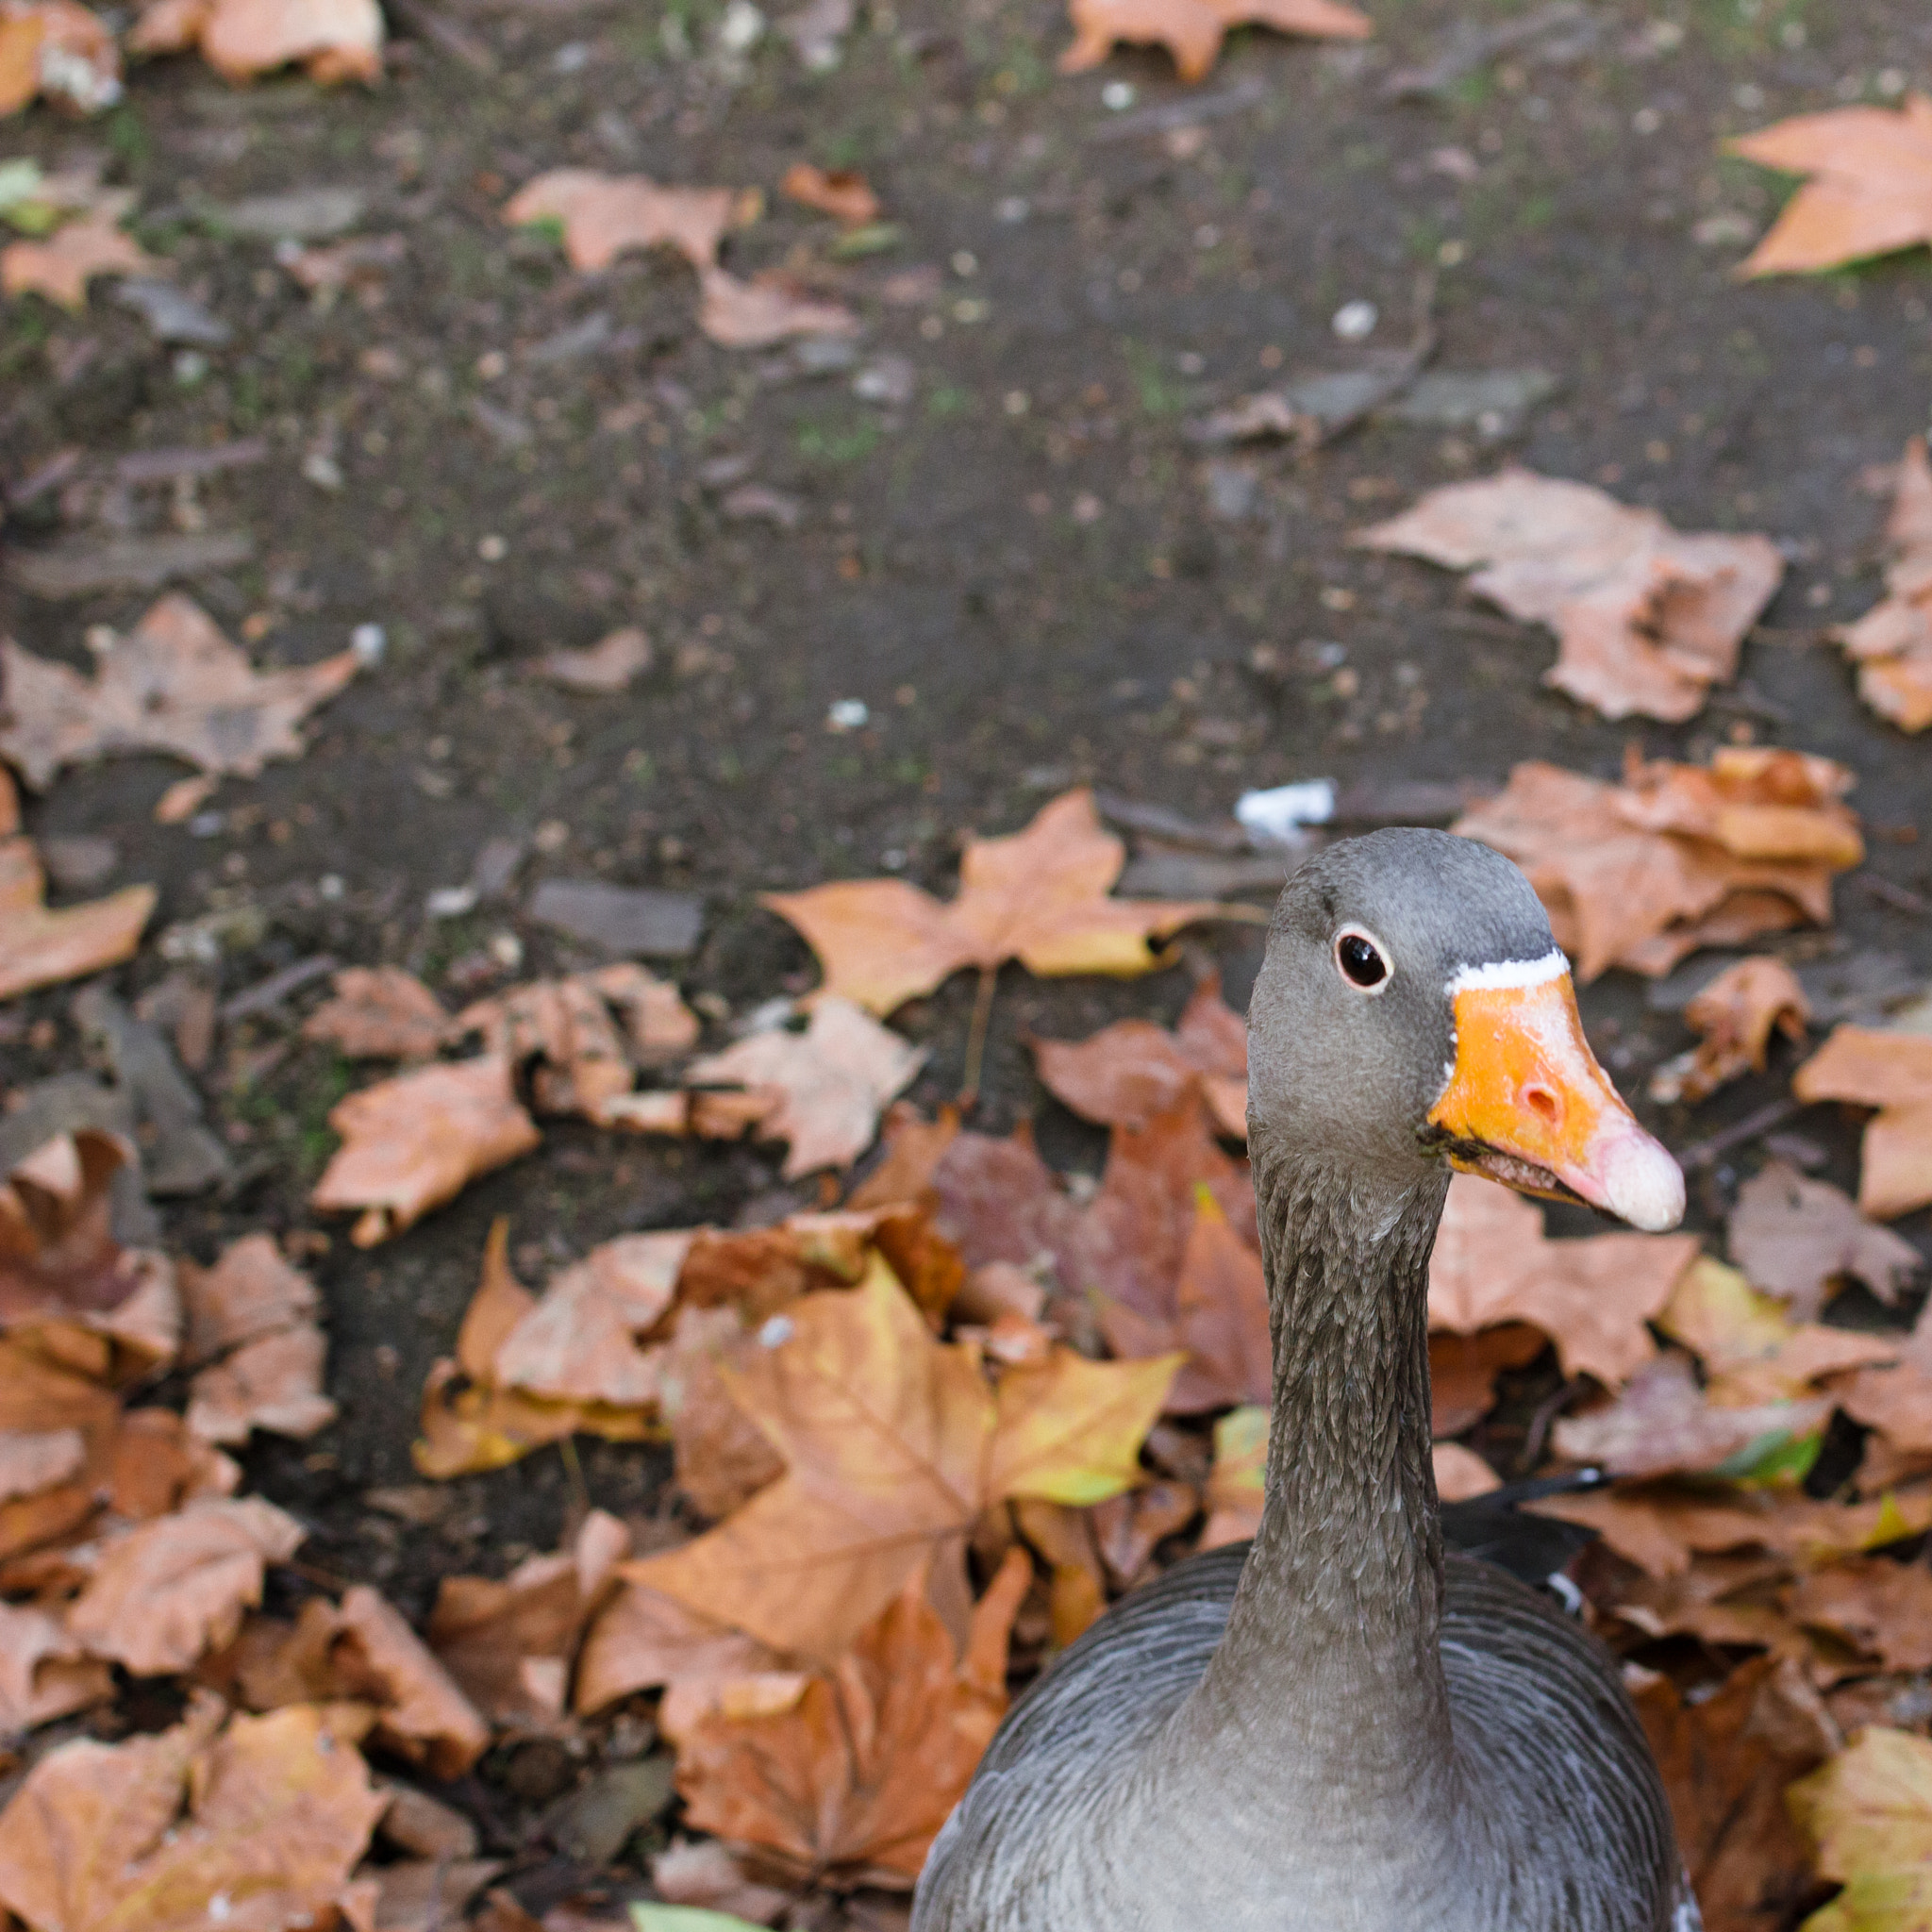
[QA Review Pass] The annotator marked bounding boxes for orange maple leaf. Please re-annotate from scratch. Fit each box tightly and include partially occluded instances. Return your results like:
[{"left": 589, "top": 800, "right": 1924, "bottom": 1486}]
[
  {"left": 1059, "top": 0, "right": 1370, "bottom": 87},
  {"left": 766, "top": 788, "right": 1224, "bottom": 1015},
  {"left": 1728, "top": 95, "right": 1932, "bottom": 276},
  {"left": 1, "top": 204, "right": 155, "bottom": 310},
  {"left": 633, "top": 1257, "right": 1179, "bottom": 1660}
]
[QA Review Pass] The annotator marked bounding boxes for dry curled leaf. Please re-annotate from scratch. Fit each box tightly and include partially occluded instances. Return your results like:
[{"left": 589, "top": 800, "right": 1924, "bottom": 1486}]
[
  {"left": 65, "top": 1494, "right": 306, "bottom": 1675},
  {"left": 1649, "top": 958, "right": 1809, "bottom": 1106},
  {"left": 672, "top": 1550, "right": 1029, "bottom": 1889},
  {"left": 0, "top": 1599, "right": 111, "bottom": 1733},
  {"left": 634, "top": 1257, "right": 1178, "bottom": 1661},
  {"left": 1790, "top": 1559, "right": 1932, "bottom": 1674},
  {"left": 1059, "top": 0, "right": 1369, "bottom": 85},
  {"left": 1355, "top": 470, "right": 1784, "bottom": 723},
  {"left": 1728, "top": 1161, "right": 1919, "bottom": 1323},
  {"left": 504, "top": 170, "right": 736, "bottom": 272},
  {"left": 1427, "top": 1174, "right": 1698, "bottom": 1388},
  {"left": 766, "top": 788, "right": 1223, "bottom": 1015},
  {"left": 780, "top": 161, "right": 879, "bottom": 225},
  {"left": 696, "top": 266, "right": 858, "bottom": 349},
  {"left": 1834, "top": 438, "right": 1932, "bottom": 734},
  {"left": 1455, "top": 751, "right": 1855, "bottom": 982},
  {"left": 672, "top": 995, "right": 924, "bottom": 1180},
  {"left": 130, "top": 0, "right": 383, "bottom": 83},
  {"left": 535, "top": 625, "right": 654, "bottom": 693},
  {"left": 310, "top": 1056, "right": 541, "bottom": 1246},
  {"left": 575, "top": 1577, "right": 786, "bottom": 1719},
  {"left": 302, "top": 966, "right": 455, "bottom": 1060},
  {"left": 0, "top": 824, "right": 153, "bottom": 1002},
  {"left": 0, "top": 1130, "right": 159, "bottom": 1324},
  {"left": 1793, "top": 1026, "right": 1932, "bottom": 1221},
  {"left": 1029, "top": 974, "right": 1247, "bottom": 1135},
  {"left": 1634, "top": 1654, "right": 1838, "bottom": 1932},
  {"left": 0, "top": 195, "right": 152, "bottom": 308},
  {"left": 1728, "top": 95, "right": 1932, "bottom": 277},
  {"left": 0, "top": 1696, "right": 386, "bottom": 1932},
  {"left": 0, "top": 0, "right": 120, "bottom": 115},
  {"left": 0, "top": 593, "right": 359, "bottom": 789}
]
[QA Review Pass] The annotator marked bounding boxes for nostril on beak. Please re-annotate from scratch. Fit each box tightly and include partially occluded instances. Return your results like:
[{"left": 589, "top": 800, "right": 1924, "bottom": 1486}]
[{"left": 1523, "top": 1084, "right": 1561, "bottom": 1130}]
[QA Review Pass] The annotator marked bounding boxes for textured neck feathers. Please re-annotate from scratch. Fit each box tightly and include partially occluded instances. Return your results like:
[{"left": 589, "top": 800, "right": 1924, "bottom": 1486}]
[{"left": 1168, "top": 1141, "right": 1458, "bottom": 1829}]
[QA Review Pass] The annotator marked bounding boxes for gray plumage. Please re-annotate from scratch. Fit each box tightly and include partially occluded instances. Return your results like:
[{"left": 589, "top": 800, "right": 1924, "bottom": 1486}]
[{"left": 912, "top": 832, "right": 1696, "bottom": 1932}]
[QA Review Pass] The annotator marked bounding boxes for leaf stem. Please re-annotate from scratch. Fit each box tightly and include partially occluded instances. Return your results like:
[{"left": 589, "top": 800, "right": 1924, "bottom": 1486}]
[{"left": 959, "top": 964, "right": 998, "bottom": 1112}]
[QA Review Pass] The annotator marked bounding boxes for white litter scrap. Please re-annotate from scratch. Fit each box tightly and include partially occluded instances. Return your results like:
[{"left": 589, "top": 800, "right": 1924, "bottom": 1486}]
[{"left": 1236, "top": 780, "right": 1337, "bottom": 847}]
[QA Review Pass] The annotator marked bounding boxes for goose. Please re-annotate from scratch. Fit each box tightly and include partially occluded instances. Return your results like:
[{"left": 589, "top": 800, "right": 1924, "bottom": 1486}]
[{"left": 912, "top": 829, "right": 1697, "bottom": 1932}]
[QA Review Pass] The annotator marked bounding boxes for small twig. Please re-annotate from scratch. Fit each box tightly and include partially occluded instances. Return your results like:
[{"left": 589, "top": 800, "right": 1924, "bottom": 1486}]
[
  {"left": 958, "top": 964, "right": 998, "bottom": 1111},
  {"left": 558, "top": 1434, "right": 591, "bottom": 1527},
  {"left": 221, "top": 953, "right": 339, "bottom": 1024},
  {"left": 1860, "top": 873, "right": 1930, "bottom": 916},
  {"left": 1517, "top": 1374, "right": 1583, "bottom": 1475},
  {"left": 1675, "top": 1096, "right": 1804, "bottom": 1173},
  {"left": 1309, "top": 270, "right": 1439, "bottom": 451},
  {"left": 1086, "top": 74, "right": 1270, "bottom": 143},
  {"left": 383, "top": 0, "right": 497, "bottom": 70}
]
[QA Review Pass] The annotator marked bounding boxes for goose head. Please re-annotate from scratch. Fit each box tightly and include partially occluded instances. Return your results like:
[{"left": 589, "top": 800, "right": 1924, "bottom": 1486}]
[{"left": 1247, "top": 827, "right": 1684, "bottom": 1233}]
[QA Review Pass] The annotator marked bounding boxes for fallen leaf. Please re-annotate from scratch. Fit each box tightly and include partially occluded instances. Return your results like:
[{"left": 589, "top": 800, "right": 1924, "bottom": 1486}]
[
  {"left": 0, "top": 592, "right": 360, "bottom": 789},
  {"left": 535, "top": 625, "right": 654, "bottom": 693},
  {"left": 1728, "top": 95, "right": 1932, "bottom": 276},
  {"left": 1790, "top": 1726, "right": 1932, "bottom": 1929},
  {"left": 1355, "top": 470, "right": 1785, "bottom": 722},
  {"left": 672, "top": 1550, "right": 1029, "bottom": 1888},
  {"left": 0, "top": 196, "right": 152, "bottom": 309},
  {"left": 661, "top": 1307, "right": 788, "bottom": 1519},
  {"left": 1834, "top": 1301, "right": 1932, "bottom": 1471},
  {"left": 780, "top": 162, "right": 879, "bottom": 225},
  {"left": 1430, "top": 1323, "right": 1546, "bottom": 1435},
  {"left": 0, "top": 833, "right": 154, "bottom": 1001},
  {"left": 1058, "top": 0, "right": 1370, "bottom": 86},
  {"left": 0, "top": 0, "right": 121, "bottom": 115},
  {"left": 1728, "top": 1161, "right": 1919, "bottom": 1322},
  {"left": 1604, "top": 1551, "right": 1806, "bottom": 1657},
  {"left": 131, "top": 0, "right": 383, "bottom": 83},
  {"left": 302, "top": 966, "right": 455, "bottom": 1060},
  {"left": 1634, "top": 1654, "right": 1838, "bottom": 1932},
  {"left": 1100, "top": 1185, "right": 1270, "bottom": 1412},
  {"left": 766, "top": 788, "right": 1222, "bottom": 1015},
  {"left": 672, "top": 995, "right": 924, "bottom": 1180},
  {"left": 649, "top": 1839, "right": 793, "bottom": 1926},
  {"left": 1533, "top": 1487, "right": 1932, "bottom": 1581},
  {"left": 278, "top": 1584, "right": 491, "bottom": 1777},
  {"left": 1650, "top": 958, "right": 1810, "bottom": 1106},
  {"left": 697, "top": 266, "right": 859, "bottom": 348},
  {"left": 1834, "top": 438, "right": 1932, "bottom": 733},
  {"left": 1658, "top": 1257, "right": 1898, "bottom": 1407},
  {"left": 66, "top": 1494, "right": 306, "bottom": 1674},
  {"left": 1200, "top": 1403, "right": 1265, "bottom": 1547},
  {"left": 504, "top": 170, "right": 736, "bottom": 272},
  {"left": 177, "top": 1232, "right": 319, "bottom": 1363},
  {"left": 0, "top": 1129, "right": 161, "bottom": 1324},
  {"left": 1427, "top": 1174, "right": 1698, "bottom": 1388},
  {"left": 186, "top": 1324, "right": 335, "bottom": 1444},
  {"left": 575, "top": 1578, "right": 786, "bottom": 1718},
  {"left": 634, "top": 1257, "right": 1177, "bottom": 1659},
  {"left": 0, "top": 1599, "right": 111, "bottom": 1732},
  {"left": 1793, "top": 1026, "right": 1932, "bottom": 1220},
  {"left": 1455, "top": 751, "right": 1855, "bottom": 980},
  {"left": 1091, "top": 1476, "right": 1199, "bottom": 1586},
  {"left": 102, "top": 1406, "right": 237, "bottom": 1519},
  {"left": 429, "top": 1510, "right": 628, "bottom": 1728},
  {"left": 310, "top": 1056, "right": 542, "bottom": 1245},
  {"left": 1029, "top": 974, "right": 1248, "bottom": 1135},
  {"left": 1550, "top": 1353, "right": 1832, "bottom": 1482},
  {"left": 1790, "top": 1559, "right": 1932, "bottom": 1674},
  {"left": 1433, "top": 1442, "right": 1502, "bottom": 1503},
  {"left": 0, "top": 1697, "right": 386, "bottom": 1932}
]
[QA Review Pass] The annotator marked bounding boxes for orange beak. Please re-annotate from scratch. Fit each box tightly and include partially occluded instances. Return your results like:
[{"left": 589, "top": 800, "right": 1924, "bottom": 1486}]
[{"left": 1426, "top": 961, "right": 1685, "bottom": 1233}]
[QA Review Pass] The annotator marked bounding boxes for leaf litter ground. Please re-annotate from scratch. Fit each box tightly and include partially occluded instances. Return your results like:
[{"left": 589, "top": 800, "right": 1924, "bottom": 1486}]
[{"left": 2, "top": 0, "right": 1932, "bottom": 1928}]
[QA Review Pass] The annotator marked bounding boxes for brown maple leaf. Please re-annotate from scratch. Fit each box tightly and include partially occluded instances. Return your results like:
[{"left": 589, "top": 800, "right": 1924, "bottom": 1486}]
[
  {"left": 1793, "top": 1024, "right": 1932, "bottom": 1221},
  {"left": 0, "top": 1600, "right": 111, "bottom": 1735},
  {"left": 1648, "top": 957, "right": 1809, "bottom": 1107},
  {"left": 633, "top": 1259, "right": 1178, "bottom": 1660},
  {"left": 1030, "top": 974, "right": 1248, "bottom": 1135},
  {"left": 0, "top": 1697, "right": 387, "bottom": 1932},
  {"left": 302, "top": 965, "right": 457, "bottom": 1060},
  {"left": 1728, "top": 94, "right": 1932, "bottom": 276},
  {"left": 0, "top": 592, "right": 360, "bottom": 789},
  {"left": 575, "top": 1575, "right": 789, "bottom": 1720},
  {"left": 1354, "top": 469, "right": 1784, "bottom": 723},
  {"left": 1790, "top": 1558, "right": 1932, "bottom": 1674},
  {"left": 1059, "top": 0, "right": 1369, "bottom": 85},
  {"left": 766, "top": 788, "right": 1224, "bottom": 1015},
  {"left": 696, "top": 265, "right": 859, "bottom": 348},
  {"left": 1834, "top": 437, "right": 1932, "bottom": 733},
  {"left": 0, "top": 199, "right": 153, "bottom": 309},
  {"left": 1635, "top": 1654, "right": 1837, "bottom": 1932},
  {"left": 504, "top": 169, "right": 738, "bottom": 272},
  {"left": 0, "top": 818, "right": 154, "bottom": 1002},
  {"left": 0, "top": 1129, "right": 163, "bottom": 1324},
  {"left": 1454, "top": 749, "right": 1857, "bottom": 981},
  {"left": 310, "top": 1056, "right": 541, "bottom": 1246},
  {"left": 176, "top": 1232, "right": 334, "bottom": 1445},
  {"left": 1727, "top": 1161, "right": 1918, "bottom": 1323},
  {"left": 1790, "top": 1725, "right": 1932, "bottom": 1930},
  {"left": 670, "top": 1550, "right": 1029, "bottom": 1889},
  {"left": 1427, "top": 1174, "right": 1698, "bottom": 1388},
  {"left": 130, "top": 0, "right": 383, "bottom": 83}
]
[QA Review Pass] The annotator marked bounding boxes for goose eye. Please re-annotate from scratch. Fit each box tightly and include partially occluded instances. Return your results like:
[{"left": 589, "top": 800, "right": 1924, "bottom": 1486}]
[{"left": 1336, "top": 930, "right": 1390, "bottom": 991}]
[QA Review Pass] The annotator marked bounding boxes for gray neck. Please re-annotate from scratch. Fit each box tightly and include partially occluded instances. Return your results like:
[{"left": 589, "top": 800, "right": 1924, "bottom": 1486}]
[{"left": 1169, "top": 1147, "right": 1458, "bottom": 1831}]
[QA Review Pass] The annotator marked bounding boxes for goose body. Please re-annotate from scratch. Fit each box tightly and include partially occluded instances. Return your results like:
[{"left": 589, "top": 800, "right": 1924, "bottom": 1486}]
[{"left": 912, "top": 832, "right": 1698, "bottom": 1932}]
